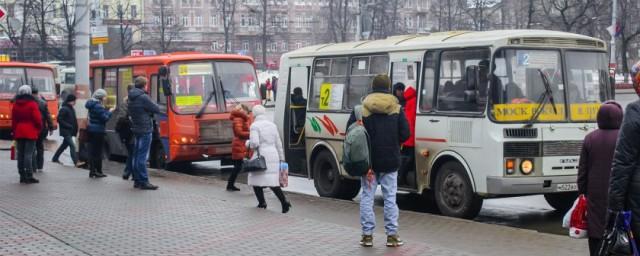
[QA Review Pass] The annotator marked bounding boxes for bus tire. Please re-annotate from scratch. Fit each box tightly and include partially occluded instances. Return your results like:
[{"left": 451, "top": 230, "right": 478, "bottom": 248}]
[
  {"left": 313, "top": 150, "right": 360, "bottom": 200},
  {"left": 434, "top": 161, "right": 483, "bottom": 219},
  {"left": 149, "top": 143, "right": 166, "bottom": 169},
  {"left": 544, "top": 192, "right": 578, "bottom": 212}
]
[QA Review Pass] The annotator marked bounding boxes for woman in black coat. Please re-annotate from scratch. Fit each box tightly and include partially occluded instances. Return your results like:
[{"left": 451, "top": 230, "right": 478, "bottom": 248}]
[{"left": 577, "top": 101, "right": 622, "bottom": 255}]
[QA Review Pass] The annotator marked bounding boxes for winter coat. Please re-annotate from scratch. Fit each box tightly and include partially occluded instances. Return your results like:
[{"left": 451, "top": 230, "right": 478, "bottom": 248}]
[
  {"left": 266, "top": 80, "right": 272, "bottom": 90},
  {"left": 247, "top": 114, "right": 285, "bottom": 187},
  {"left": 402, "top": 87, "right": 417, "bottom": 148},
  {"left": 115, "top": 97, "right": 134, "bottom": 144},
  {"left": 230, "top": 109, "right": 251, "bottom": 160},
  {"left": 577, "top": 102, "right": 622, "bottom": 239},
  {"left": 57, "top": 102, "right": 78, "bottom": 137},
  {"left": 128, "top": 88, "right": 160, "bottom": 135},
  {"left": 11, "top": 94, "right": 42, "bottom": 140},
  {"left": 85, "top": 98, "right": 112, "bottom": 134},
  {"left": 347, "top": 92, "right": 410, "bottom": 173},
  {"left": 609, "top": 100, "right": 640, "bottom": 238},
  {"left": 36, "top": 96, "right": 54, "bottom": 134}
]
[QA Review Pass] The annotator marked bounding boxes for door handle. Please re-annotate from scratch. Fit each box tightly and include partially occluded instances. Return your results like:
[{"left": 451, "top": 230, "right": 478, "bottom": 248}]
[{"left": 429, "top": 119, "right": 440, "bottom": 123}]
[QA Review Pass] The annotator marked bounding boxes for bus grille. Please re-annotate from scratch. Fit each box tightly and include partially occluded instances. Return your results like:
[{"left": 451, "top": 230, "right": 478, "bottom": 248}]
[
  {"left": 504, "top": 142, "right": 541, "bottom": 157},
  {"left": 542, "top": 141, "right": 582, "bottom": 156},
  {"left": 504, "top": 128, "right": 537, "bottom": 138},
  {"left": 198, "top": 120, "right": 233, "bottom": 144}
]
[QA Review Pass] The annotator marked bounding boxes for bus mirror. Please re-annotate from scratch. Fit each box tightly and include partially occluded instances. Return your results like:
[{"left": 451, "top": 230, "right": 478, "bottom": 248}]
[
  {"left": 161, "top": 79, "right": 172, "bottom": 97},
  {"left": 465, "top": 66, "right": 480, "bottom": 91}
]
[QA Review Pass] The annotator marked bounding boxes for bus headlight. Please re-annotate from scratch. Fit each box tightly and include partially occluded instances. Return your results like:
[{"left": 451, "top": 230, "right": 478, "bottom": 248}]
[
  {"left": 505, "top": 159, "right": 515, "bottom": 175},
  {"left": 520, "top": 159, "right": 534, "bottom": 175}
]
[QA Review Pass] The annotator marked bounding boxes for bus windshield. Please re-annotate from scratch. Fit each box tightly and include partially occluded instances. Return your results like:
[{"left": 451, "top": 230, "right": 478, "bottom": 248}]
[
  {"left": 0, "top": 68, "right": 25, "bottom": 96},
  {"left": 169, "top": 61, "right": 259, "bottom": 114},
  {"left": 490, "top": 49, "right": 606, "bottom": 122},
  {"left": 170, "top": 62, "right": 218, "bottom": 114},
  {"left": 26, "top": 68, "right": 56, "bottom": 98}
]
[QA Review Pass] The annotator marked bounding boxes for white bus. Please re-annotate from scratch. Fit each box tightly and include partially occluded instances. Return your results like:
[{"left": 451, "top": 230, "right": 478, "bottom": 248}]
[{"left": 274, "top": 30, "right": 613, "bottom": 219}]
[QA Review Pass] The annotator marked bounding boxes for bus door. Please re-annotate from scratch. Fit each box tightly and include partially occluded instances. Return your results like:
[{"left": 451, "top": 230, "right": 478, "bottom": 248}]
[
  {"left": 284, "top": 66, "right": 310, "bottom": 175},
  {"left": 151, "top": 74, "right": 170, "bottom": 158}
]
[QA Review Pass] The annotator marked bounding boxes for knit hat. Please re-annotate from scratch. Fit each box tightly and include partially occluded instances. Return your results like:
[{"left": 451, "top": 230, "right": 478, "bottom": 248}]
[
  {"left": 18, "top": 85, "right": 32, "bottom": 95},
  {"left": 65, "top": 94, "right": 77, "bottom": 102},
  {"left": 31, "top": 87, "right": 39, "bottom": 94},
  {"left": 371, "top": 74, "right": 391, "bottom": 93},
  {"left": 93, "top": 89, "right": 107, "bottom": 100},
  {"left": 252, "top": 104, "right": 266, "bottom": 117}
]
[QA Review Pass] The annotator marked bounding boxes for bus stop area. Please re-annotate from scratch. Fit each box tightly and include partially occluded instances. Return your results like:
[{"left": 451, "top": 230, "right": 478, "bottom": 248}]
[{"left": 0, "top": 148, "right": 588, "bottom": 256}]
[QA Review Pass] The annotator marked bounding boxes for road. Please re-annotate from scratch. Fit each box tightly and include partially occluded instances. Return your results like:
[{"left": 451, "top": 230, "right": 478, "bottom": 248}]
[{"left": 14, "top": 92, "right": 638, "bottom": 238}]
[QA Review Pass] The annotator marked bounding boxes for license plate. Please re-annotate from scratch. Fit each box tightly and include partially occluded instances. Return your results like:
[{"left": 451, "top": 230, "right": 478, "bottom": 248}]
[{"left": 557, "top": 183, "right": 578, "bottom": 192}]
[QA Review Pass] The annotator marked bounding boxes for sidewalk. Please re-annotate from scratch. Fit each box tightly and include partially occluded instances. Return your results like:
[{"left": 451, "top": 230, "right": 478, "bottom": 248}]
[{"left": 0, "top": 149, "right": 588, "bottom": 256}]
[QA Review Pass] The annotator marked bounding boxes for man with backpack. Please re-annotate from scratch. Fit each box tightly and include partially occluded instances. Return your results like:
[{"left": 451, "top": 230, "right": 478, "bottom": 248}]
[
  {"left": 116, "top": 85, "right": 135, "bottom": 180},
  {"left": 346, "top": 74, "right": 410, "bottom": 248}
]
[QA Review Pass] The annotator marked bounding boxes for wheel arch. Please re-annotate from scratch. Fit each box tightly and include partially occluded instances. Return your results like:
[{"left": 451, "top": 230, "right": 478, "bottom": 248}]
[
  {"left": 308, "top": 140, "right": 341, "bottom": 179},
  {"left": 428, "top": 151, "right": 476, "bottom": 193}
]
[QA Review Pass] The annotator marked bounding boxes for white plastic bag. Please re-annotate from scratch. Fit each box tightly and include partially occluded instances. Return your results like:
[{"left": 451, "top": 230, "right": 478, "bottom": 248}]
[{"left": 562, "top": 196, "right": 580, "bottom": 229}]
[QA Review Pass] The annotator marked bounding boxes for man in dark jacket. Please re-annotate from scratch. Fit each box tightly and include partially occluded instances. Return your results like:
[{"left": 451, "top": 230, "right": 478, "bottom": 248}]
[
  {"left": 578, "top": 101, "right": 622, "bottom": 255},
  {"left": 128, "top": 77, "right": 161, "bottom": 190},
  {"left": 52, "top": 95, "right": 78, "bottom": 166},
  {"left": 31, "top": 87, "right": 54, "bottom": 172},
  {"left": 116, "top": 85, "right": 134, "bottom": 180},
  {"left": 346, "top": 74, "right": 410, "bottom": 248}
]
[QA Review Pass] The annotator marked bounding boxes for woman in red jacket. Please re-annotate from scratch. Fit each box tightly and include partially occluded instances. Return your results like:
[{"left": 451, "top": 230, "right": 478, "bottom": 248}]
[
  {"left": 12, "top": 85, "right": 43, "bottom": 184},
  {"left": 399, "top": 85, "right": 417, "bottom": 185},
  {"left": 227, "top": 104, "right": 252, "bottom": 191}
]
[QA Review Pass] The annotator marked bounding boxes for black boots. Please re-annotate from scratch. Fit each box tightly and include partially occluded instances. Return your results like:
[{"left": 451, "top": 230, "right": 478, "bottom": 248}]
[
  {"left": 253, "top": 186, "right": 267, "bottom": 209},
  {"left": 19, "top": 170, "right": 39, "bottom": 184},
  {"left": 253, "top": 186, "right": 292, "bottom": 213}
]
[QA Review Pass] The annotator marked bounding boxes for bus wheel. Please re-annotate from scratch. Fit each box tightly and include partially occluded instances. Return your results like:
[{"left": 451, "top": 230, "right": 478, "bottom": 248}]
[
  {"left": 544, "top": 192, "right": 578, "bottom": 212},
  {"left": 313, "top": 150, "right": 361, "bottom": 200},
  {"left": 149, "top": 143, "right": 166, "bottom": 169},
  {"left": 434, "top": 161, "right": 483, "bottom": 219}
]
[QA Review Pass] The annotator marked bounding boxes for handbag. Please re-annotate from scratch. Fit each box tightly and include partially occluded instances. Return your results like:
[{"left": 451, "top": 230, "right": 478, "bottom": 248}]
[
  {"left": 599, "top": 211, "right": 637, "bottom": 256},
  {"left": 569, "top": 195, "right": 588, "bottom": 239},
  {"left": 242, "top": 147, "right": 267, "bottom": 172}
]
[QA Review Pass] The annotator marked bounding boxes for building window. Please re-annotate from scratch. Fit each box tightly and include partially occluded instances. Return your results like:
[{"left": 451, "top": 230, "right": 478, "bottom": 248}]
[
  {"left": 210, "top": 15, "right": 219, "bottom": 27},
  {"left": 241, "top": 14, "right": 247, "bottom": 27},
  {"left": 211, "top": 41, "right": 219, "bottom": 51},
  {"left": 182, "top": 16, "right": 190, "bottom": 27},
  {"left": 296, "top": 42, "right": 302, "bottom": 49},
  {"left": 131, "top": 5, "right": 138, "bottom": 18},
  {"left": 295, "top": 15, "right": 302, "bottom": 28},
  {"left": 281, "top": 41, "right": 287, "bottom": 51},
  {"left": 102, "top": 5, "right": 109, "bottom": 18},
  {"left": 405, "top": 16, "right": 413, "bottom": 29},
  {"left": 153, "top": 16, "right": 160, "bottom": 24},
  {"left": 282, "top": 16, "right": 288, "bottom": 28},
  {"left": 167, "top": 16, "right": 175, "bottom": 25},
  {"left": 270, "top": 42, "right": 277, "bottom": 52},
  {"left": 242, "top": 41, "right": 249, "bottom": 50},
  {"left": 195, "top": 15, "right": 203, "bottom": 27}
]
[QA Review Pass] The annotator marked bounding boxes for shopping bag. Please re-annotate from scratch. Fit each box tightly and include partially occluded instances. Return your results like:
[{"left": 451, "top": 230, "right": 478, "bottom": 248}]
[
  {"left": 279, "top": 162, "right": 289, "bottom": 188},
  {"left": 562, "top": 196, "right": 580, "bottom": 229},
  {"left": 569, "top": 194, "right": 588, "bottom": 239},
  {"left": 10, "top": 141, "right": 15, "bottom": 160}
]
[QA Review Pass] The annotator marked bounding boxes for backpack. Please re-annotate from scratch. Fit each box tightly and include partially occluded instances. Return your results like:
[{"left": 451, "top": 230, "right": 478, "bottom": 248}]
[
  {"left": 115, "top": 108, "right": 134, "bottom": 143},
  {"left": 342, "top": 105, "right": 371, "bottom": 176}
]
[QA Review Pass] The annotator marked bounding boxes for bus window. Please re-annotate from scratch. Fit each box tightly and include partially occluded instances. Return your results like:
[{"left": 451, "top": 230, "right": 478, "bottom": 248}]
[
  {"left": 104, "top": 68, "right": 118, "bottom": 109},
  {"left": 565, "top": 51, "right": 608, "bottom": 121},
  {"left": 310, "top": 57, "right": 347, "bottom": 111},
  {"left": 392, "top": 61, "right": 420, "bottom": 91},
  {"left": 26, "top": 68, "right": 55, "bottom": 97},
  {"left": 348, "top": 55, "right": 389, "bottom": 109},
  {"left": 214, "top": 61, "right": 260, "bottom": 104},
  {"left": 420, "top": 52, "right": 437, "bottom": 112},
  {"left": 118, "top": 67, "right": 133, "bottom": 105},
  {"left": 0, "top": 68, "right": 24, "bottom": 95},
  {"left": 169, "top": 62, "right": 218, "bottom": 114},
  {"left": 436, "top": 49, "right": 490, "bottom": 112}
]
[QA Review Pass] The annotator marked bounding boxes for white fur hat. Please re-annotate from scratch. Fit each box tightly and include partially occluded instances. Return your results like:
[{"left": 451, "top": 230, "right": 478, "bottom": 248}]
[
  {"left": 252, "top": 105, "right": 266, "bottom": 117},
  {"left": 18, "top": 85, "right": 32, "bottom": 95}
]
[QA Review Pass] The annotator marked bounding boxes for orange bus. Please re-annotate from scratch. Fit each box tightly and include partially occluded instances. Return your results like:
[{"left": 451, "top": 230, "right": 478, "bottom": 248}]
[
  {"left": 89, "top": 53, "right": 261, "bottom": 168},
  {"left": 0, "top": 62, "right": 58, "bottom": 134}
]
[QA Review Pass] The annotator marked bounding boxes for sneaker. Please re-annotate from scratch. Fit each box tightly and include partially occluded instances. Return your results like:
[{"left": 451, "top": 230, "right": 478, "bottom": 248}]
[
  {"left": 386, "top": 235, "right": 404, "bottom": 247},
  {"left": 359, "top": 235, "right": 373, "bottom": 247},
  {"left": 136, "top": 183, "right": 159, "bottom": 190}
]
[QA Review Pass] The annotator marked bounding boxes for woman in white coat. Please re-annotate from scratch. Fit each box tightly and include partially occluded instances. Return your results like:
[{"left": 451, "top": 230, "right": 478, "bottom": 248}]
[{"left": 247, "top": 105, "right": 291, "bottom": 213}]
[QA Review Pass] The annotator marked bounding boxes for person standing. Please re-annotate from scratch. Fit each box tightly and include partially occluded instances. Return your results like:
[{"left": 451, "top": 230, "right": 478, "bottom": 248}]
[
  {"left": 577, "top": 101, "right": 622, "bottom": 255},
  {"left": 31, "top": 88, "right": 54, "bottom": 172},
  {"left": 52, "top": 94, "right": 79, "bottom": 166},
  {"left": 265, "top": 78, "right": 272, "bottom": 102},
  {"left": 116, "top": 85, "right": 134, "bottom": 180},
  {"left": 609, "top": 61, "right": 640, "bottom": 247},
  {"left": 247, "top": 105, "right": 291, "bottom": 213},
  {"left": 228, "top": 104, "right": 251, "bottom": 191},
  {"left": 12, "top": 85, "right": 43, "bottom": 184},
  {"left": 346, "top": 74, "right": 410, "bottom": 248},
  {"left": 399, "top": 86, "right": 416, "bottom": 185},
  {"left": 85, "top": 89, "right": 112, "bottom": 178},
  {"left": 128, "top": 77, "right": 161, "bottom": 190},
  {"left": 271, "top": 76, "right": 278, "bottom": 100},
  {"left": 392, "top": 82, "right": 406, "bottom": 107}
]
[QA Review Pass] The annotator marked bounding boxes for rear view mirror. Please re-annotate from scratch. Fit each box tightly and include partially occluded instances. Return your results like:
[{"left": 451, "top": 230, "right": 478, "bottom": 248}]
[{"left": 158, "top": 66, "right": 172, "bottom": 97}]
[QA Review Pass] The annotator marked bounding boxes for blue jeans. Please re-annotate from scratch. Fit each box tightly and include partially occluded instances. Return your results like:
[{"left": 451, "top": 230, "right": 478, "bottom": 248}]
[
  {"left": 123, "top": 142, "right": 134, "bottom": 178},
  {"left": 360, "top": 171, "right": 399, "bottom": 236},
  {"left": 132, "top": 133, "right": 152, "bottom": 185}
]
